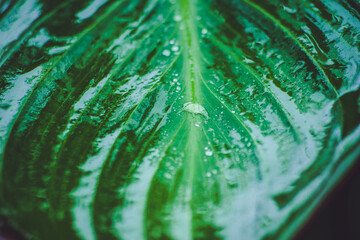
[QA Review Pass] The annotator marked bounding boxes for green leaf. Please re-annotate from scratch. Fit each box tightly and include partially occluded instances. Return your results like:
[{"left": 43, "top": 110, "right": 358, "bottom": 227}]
[{"left": 1, "top": 0, "right": 360, "bottom": 239}]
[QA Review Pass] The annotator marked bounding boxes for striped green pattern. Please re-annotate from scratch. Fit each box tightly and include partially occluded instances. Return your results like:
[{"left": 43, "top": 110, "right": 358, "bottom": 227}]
[{"left": 1, "top": 0, "right": 360, "bottom": 239}]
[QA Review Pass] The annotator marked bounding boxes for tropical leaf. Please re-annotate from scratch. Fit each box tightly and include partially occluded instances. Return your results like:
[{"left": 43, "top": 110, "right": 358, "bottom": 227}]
[{"left": 1, "top": 0, "right": 360, "bottom": 239}]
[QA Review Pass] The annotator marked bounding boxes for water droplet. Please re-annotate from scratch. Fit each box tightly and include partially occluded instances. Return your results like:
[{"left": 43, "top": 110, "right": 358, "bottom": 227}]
[
  {"left": 170, "top": 39, "right": 175, "bottom": 44},
  {"left": 321, "top": 58, "right": 335, "bottom": 66},
  {"left": 173, "top": 78, "right": 178, "bottom": 82},
  {"left": 201, "top": 28, "right": 208, "bottom": 34},
  {"left": 164, "top": 173, "right": 172, "bottom": 179},
  {"left": 294, "top": 60, "right": 305, "bottom": 73},
  {"left": 174, "top": 15, "right": 182, "bottom": 21},
  {"left": 176, "top": 86, "right": 181, "bottom": 92},
  {"left": 181, "top": 102, "right": 209, "bottom": 119},
  {"left": 171, "top": 45, "right": 179, "bottom": 51},
  {"left": 281, "top": 4, "right": 297, "bottom": 14},
  {"left": 195, "top": 122, "right": 200, "bottom": 127},
  {"left": 275, "top": 60, "right": 284, "bottom": 69},
  {"left": 206, "top": 172, "right": 212, "bottom": 177},
  {"left": 205, "top": 147, "right": 213, "bottom": 156},
  {"left": 243, "top": 57, "right": 255, "bottom": 64},
  {"left": 231, "top": 110, "right": 235, "bottom": 114},
  {"left": 162, "top": 50, "right": 171, "bottom": 56},
  {"left": 212, "top": 169, "right": 218, "bottom": 175}
]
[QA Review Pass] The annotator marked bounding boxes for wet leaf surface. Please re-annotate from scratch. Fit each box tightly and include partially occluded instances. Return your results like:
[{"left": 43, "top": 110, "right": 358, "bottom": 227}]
[{"left": 0, "top": 0, "right": 360, "bottom": 239}]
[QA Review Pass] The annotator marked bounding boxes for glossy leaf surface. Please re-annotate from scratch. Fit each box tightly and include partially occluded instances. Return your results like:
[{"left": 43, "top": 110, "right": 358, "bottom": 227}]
[{"left": 1, "top": 0, "right": 360, "bottom": 239}]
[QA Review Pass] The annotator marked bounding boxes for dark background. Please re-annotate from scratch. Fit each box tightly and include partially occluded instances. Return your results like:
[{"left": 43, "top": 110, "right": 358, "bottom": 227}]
[{"left": 295, "top": 158, "right": 360, "bottom": 240}]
